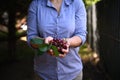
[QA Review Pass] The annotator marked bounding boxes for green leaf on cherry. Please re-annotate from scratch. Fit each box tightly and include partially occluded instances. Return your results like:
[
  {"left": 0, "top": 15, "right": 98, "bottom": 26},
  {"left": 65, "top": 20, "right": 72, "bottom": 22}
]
[
  {"left": 30, "top": 38, "right": 59, "bottom": 56},
  {"left": 51, "top": 45, "right": 59, "bottom": 56},
  {"left": 38, "top": 44, "right": 49, "bottom": 52}
]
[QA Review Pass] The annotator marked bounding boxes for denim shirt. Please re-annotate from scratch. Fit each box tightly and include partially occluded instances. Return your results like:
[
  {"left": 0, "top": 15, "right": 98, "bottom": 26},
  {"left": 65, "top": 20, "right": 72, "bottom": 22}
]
[{"left": 27, "top": 0, "right": 87, "bottom": 80}]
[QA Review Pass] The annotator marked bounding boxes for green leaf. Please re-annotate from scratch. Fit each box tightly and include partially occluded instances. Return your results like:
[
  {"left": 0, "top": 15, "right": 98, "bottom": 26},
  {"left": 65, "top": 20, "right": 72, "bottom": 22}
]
[
  {"left": 30, "top": 38, "right": 44, "bottom": 45},
  {"left": 39, "top": 44, "right": 49, "bottom": 52},
  {"left": 37, "top": 43, "right": 52, "bottom": 55},
  {"left": 37, "top": 50, "right": 44, "bottom": 55},
  {"left": 30, "top": 38, "right": 60, "bottom": 56},
  {"left": 51, "top": 45, "right": 59, "bottom": 56}
]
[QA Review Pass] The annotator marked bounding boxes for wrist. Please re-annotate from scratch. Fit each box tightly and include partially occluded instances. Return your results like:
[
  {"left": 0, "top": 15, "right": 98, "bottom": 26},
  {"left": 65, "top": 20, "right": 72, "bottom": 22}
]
[{"left": 65, "top": 38, "right": 71, "bottom": 47}]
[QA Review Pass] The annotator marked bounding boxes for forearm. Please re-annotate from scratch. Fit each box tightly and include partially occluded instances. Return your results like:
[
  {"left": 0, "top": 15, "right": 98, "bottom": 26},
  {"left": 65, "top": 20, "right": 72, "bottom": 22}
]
[{"left": 66, "top": 36, "right": 82, "bottom": 47}]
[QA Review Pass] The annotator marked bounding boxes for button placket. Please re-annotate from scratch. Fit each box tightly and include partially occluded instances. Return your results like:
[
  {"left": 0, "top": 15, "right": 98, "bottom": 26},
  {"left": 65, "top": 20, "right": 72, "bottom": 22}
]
[
  {"left": 55, "top": 16, "right": 59, "bottom": 38},
  {"left": 56, "top": 58, "right": 61, "bottom": 72}
]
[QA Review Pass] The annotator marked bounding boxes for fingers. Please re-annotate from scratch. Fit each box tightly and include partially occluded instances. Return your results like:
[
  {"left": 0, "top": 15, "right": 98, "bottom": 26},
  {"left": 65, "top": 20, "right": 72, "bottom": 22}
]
[
  {"left": 59, "top": 47, "right": 69, "bottom": 58},
  {"left": 59, "top": 53, "right": 66, "bottom": 58},
  {"left": 47, "top": 49, "right": 54, "bottom": 56},
  {"left": 61, "top": 42, "right": 69, "bottom": 53},
  {"left": 45, "top": 37, "right": 70, "bottom": 58},
  {"left": 44, "top": 36, "right": 53, "bottom": 44},
  {"left": 48, "top": 48, "right": 68, "bottom": 58}
]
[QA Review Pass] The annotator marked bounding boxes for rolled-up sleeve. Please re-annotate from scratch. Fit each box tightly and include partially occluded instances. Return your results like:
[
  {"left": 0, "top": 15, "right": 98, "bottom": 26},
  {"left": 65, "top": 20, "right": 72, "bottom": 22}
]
[
  {"left": 27, "top": 0, "right": 38, "bottom": 46},
  {"left": 74, "top": 0, "right": 87, "bottom": 45}
]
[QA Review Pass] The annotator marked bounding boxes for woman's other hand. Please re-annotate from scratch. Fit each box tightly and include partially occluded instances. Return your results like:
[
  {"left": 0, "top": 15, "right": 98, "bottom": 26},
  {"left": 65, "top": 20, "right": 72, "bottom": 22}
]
[
  {"left": 44, "top": 36, "right": 54, "bottom": 56},
  {"left": 58, "top": 40, "right": 70, "bottom": 57}
]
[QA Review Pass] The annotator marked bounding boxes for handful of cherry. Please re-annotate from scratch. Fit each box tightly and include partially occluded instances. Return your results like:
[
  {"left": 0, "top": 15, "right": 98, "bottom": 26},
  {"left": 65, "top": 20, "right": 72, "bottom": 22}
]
[{"left": 50, "top": 38, "right": 67, "bottom": 54}]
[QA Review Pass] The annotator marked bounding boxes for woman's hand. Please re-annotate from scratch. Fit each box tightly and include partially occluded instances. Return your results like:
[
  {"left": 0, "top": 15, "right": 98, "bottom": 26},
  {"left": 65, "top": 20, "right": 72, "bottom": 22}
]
[
  {"left": 44, "top": 36, "right": 54, "bottom": 56},
  {"left": 48, "top": 41, "right": 70, "bottom": 58},
  {"left": 58, "top": 42, "right": 70, "bottom": 57},
  {"left": 45, "top": 37, "right": 70, "bottom": 58}
]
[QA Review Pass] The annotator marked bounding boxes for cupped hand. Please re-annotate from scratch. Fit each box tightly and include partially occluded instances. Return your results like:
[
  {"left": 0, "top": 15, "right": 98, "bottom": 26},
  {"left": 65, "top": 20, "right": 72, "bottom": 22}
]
[
  {"left": 44, "top": 36, "right": 54, "bottom": 56},
  {"left": 58, "top": 41, "right": 70, "bottom": 58},
  {"left": 45, "top": 37, "right": 70, "bottom": 58},
  {"left": 48, "top": 42, "right": 70, "bottom": 57},
  {"left": 44, "top": 36, "right": 53, "bottom": 44}
]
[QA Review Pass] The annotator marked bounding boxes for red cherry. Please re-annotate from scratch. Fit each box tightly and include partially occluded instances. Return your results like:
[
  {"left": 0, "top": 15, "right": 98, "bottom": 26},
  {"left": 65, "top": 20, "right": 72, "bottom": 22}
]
[{"left": 51, "top": 38, "right": 67, "bottom": 54}]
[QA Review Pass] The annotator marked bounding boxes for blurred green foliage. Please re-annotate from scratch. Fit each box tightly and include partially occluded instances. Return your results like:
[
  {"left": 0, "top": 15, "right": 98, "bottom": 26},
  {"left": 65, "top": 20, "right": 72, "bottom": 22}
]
[{"left": 83, "top": 0, "right": 100, "bottom": 8}]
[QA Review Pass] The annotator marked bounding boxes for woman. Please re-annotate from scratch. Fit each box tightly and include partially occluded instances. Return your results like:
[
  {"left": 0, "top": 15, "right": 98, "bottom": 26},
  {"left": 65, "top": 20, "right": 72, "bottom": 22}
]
[{"left": 27, "top": 0, "right": 87, "bottom": 80}]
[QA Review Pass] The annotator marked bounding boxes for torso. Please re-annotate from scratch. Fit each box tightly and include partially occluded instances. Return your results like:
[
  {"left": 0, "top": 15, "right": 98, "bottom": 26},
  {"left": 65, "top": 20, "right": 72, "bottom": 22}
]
[{"left": 28, "top": 0, "right": 86, "bottom": 79}]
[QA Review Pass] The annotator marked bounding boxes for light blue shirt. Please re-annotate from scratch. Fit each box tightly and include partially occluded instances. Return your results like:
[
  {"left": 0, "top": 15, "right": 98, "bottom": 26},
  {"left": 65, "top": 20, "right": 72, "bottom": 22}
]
[{"left": 27, "top": 0, "right": 87, "bottom": 80}]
